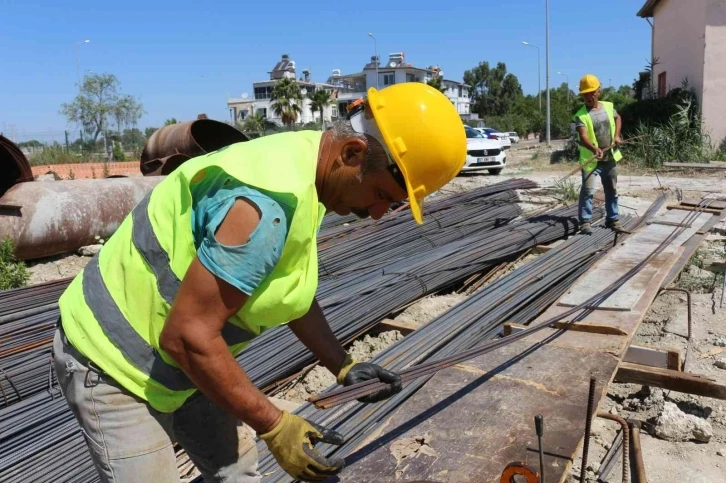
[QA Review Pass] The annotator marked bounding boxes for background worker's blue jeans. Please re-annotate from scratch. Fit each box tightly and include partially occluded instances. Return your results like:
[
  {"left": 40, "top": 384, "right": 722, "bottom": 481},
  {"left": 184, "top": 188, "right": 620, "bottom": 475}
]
[{"left": 579, "top": 160, "right": 619, "bottom": 223}]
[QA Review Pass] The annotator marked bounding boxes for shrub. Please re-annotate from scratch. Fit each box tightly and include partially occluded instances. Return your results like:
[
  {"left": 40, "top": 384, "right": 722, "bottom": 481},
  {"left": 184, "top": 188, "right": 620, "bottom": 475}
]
[{"left": 0, "top": 238, "right": 29, "bottom": 290}]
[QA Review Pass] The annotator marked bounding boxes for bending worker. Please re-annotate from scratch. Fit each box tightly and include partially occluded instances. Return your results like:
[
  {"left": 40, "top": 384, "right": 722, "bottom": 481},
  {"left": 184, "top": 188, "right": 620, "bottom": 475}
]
[
  {"left": 574, "top": 74, "right": 628, "bottom": 235},
  {"left": 52, "top": 83, "right": 466, "bottom": 483}
]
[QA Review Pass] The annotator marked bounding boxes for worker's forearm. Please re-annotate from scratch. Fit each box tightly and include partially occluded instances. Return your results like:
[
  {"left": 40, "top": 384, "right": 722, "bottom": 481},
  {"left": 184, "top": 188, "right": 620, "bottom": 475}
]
[
  {"left": 160, "top": 329, "right": 281, "bottom": 434},
  {"left": 615, "top": 115, "right": 622, "bottom": 139},
  {"left": 288, "top": 299, "right": 347, "bottom": 375}
]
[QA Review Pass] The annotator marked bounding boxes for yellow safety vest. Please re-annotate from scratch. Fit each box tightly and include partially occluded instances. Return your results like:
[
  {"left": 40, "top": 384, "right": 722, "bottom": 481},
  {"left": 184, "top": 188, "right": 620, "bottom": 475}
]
[
  {"left": 574, "top": 101, "right": 623, "bottom": 173},
  {"left": 59, "top": 131, "right": 326, "bottom": 412}
]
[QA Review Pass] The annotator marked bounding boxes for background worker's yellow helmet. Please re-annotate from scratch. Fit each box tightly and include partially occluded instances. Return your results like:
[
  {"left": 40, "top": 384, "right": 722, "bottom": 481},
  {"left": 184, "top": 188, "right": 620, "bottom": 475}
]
[
  {"left": 349, "top": 83, "right": 466, "bottom": 224},
  {"left": 579, "top": 74, "right": 601, "bottom": 94}
]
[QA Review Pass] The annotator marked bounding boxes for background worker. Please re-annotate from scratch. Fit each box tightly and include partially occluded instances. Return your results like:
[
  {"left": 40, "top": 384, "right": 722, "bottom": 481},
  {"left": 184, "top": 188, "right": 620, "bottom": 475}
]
[
  {"left": 574, "top": 74, "right": 628, "bottom": 235},
  {"left": 52, "top": 83, "right": 467, "bottom": 483}
]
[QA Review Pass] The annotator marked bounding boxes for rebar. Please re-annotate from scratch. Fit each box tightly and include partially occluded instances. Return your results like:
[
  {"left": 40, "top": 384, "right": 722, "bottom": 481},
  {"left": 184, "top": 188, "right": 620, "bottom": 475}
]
[
  {"left": 598, "top": 412, "right": 629, "bottom": 483},
  {"left": 580, "top": 377, "right": 598, "bottom": 482}
]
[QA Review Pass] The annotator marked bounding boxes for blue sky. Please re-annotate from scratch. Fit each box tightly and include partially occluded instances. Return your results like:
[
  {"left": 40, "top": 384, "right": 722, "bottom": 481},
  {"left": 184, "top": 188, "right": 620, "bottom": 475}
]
[{"left": 1, "top": 0, "right": 651, "bottom": 138}]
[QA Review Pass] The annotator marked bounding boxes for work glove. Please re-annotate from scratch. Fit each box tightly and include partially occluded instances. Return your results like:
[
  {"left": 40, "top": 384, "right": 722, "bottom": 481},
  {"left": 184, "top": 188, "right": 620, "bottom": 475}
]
[
  {"left": 337, "top": 353, "right": 403, "bottom": 404},
  {"left": 259, "top": 410, "right": 345, "bottom": 482}
]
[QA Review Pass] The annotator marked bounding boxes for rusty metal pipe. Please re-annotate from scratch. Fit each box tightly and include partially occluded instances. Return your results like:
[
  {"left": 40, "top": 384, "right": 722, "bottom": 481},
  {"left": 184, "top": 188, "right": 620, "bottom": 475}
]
[
  {"left": 629, "top": 420, "right": 647, "bottom": 483},
  {"left": 0, "top": 177, "right": 162, "bottom": 260},
  {"left": 598, "top": 412, "right": 629, "bottom": 483},
  {"left": 0, "top": 135, "right": 33, "bottom": 197},
  {"left": 140, "top": 120, "right": 247, "bottom": 175}
]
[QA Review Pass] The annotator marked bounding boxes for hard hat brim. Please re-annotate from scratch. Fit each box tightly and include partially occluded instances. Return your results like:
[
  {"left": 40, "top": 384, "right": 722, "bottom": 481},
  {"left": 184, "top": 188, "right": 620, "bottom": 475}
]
[
  {"left": 579, "top": 86, "right": 599, "bottom": 94},
  {"left": 367, "top": 87, "right": 426, "bottom": 225}
]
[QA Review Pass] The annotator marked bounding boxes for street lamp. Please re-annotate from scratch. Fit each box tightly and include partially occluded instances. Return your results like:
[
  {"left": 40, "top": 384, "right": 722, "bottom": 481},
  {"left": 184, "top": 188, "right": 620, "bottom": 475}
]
[
  {"left": 522, "top": 41, "right": 541, "bottom": 112},
  {"left": 557, "top": 71, "right": 569, "bottom": 103},
  {"left": 545, "top": 0, "right": 551, "bottom": 145},
  {"left": 74, "top": 39, "right": 90, "bottom": 86},
  {"left": 368, "top": 33, "right": 379, "bottom": 89}
]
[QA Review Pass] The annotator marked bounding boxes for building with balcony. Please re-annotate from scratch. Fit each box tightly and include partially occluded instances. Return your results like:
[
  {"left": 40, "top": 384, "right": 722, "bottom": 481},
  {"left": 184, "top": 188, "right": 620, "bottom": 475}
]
[
  {"left": 227, "top": 54, "right": 339, "bottom": 127},
  {"left": 327, "top": 52, "right": 473, "bottom": 121}
]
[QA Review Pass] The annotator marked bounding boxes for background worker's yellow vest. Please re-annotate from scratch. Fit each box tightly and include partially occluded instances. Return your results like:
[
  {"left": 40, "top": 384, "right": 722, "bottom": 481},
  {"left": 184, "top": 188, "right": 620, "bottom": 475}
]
[
  {"left": 574, "top": 101, "right": 623, "bottom": 173},
  {"left": 59, "top": 131, "right": 325, "bottom": 412}
]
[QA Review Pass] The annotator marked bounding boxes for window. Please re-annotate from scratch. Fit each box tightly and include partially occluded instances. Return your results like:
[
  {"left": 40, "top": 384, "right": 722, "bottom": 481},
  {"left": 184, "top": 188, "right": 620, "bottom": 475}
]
[
  {"left": 458, "top": 86, "right": 463, "bottom": 97},
  {"left": 379, "top": 72, "right": 395, "bottom": 86},
  {"left": 254, "top": 86, "right": 273, "bottom": 100},
  {"left": 658, "top": 72, "right": 667, "bottom": 98},
  {"left": 239, "top": 109, "right": 249, "bottom": 120},
  {"left": 256, "top": 108, "right": 267, "bottom": 118},
  {"left": 331, "top": 106, "right": 339, "bottom": 118},
  {"left": 406, "top": 73, "right": 416, "bottom": 83}
]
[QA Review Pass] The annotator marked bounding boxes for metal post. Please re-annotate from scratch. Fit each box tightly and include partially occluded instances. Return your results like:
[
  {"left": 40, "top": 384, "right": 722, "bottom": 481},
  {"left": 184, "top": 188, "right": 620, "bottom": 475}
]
[
  {"left": 73, "top": 40, "right": 90, "bottom": 87},
  {"left": 368, "top": 33, "right": 379, "bottom": 89},
  {"left": 522, "top": 42, "right": 542, "bottom": 112},
  {"left": 545, "top": 0, "right": 551, "bottom": 145}
]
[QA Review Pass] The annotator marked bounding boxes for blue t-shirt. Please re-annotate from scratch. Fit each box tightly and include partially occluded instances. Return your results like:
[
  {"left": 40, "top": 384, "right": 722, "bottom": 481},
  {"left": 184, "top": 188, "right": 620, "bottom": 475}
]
[{"left": 190, "top": 167, "right": 290, "bottom": 296}]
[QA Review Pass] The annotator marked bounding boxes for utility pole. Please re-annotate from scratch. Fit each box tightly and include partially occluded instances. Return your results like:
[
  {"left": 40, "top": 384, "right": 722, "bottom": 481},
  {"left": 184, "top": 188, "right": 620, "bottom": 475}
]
[
  {"left": 368, "top": 33, "right": 379, "bottom": 89},
  {"left": 522, "top": 42, "right": 542, "bottom": 112},
  {"left": 545, "top": 0, "right": 551, "bottom": 145}
]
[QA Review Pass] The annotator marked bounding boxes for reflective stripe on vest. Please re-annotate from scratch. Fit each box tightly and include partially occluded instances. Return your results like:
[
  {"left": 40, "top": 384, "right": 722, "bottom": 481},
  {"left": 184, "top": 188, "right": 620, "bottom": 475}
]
[{"left": 82, "top": 193, "right": 256, "bottom": 391}]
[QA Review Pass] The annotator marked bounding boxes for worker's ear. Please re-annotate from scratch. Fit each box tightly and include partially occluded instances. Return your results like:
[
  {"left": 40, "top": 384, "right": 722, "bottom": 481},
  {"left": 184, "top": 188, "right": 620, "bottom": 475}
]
[{"left": 340, "top": 137, "right": 367, "bottom": 168}]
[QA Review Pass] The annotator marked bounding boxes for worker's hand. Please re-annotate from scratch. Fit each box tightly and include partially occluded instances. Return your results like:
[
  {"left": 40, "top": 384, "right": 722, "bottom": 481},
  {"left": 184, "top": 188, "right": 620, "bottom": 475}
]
[
  {"left": 595, "top": 147, "right": 604, "bottom": 159},
  {"left": 613, "top": 136, "right": 623, "bottom": 147},
  {"left": 337, "top": 353, "right": 403, "bottom": 403},
  {"left": 259, "top": 411, "right": 345, "bottom": 482}
]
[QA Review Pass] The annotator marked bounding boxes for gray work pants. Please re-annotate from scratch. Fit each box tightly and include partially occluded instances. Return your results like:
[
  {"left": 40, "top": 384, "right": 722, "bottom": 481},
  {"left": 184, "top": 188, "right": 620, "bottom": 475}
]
[{"left": 52, "top": 327, "right": 261, "bottom": 483}]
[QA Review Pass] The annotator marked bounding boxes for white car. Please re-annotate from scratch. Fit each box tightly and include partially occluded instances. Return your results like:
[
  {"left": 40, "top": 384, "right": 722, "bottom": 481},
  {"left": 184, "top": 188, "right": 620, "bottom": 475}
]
[
  {"left": 476, "top": 127, "right": 512, "bottom": 150},
  {"left": 462, "top": 126, "right": 506, "bottom": 175},
  {"left": 508, "top": 132, "right": 520, "bottom": 143}
]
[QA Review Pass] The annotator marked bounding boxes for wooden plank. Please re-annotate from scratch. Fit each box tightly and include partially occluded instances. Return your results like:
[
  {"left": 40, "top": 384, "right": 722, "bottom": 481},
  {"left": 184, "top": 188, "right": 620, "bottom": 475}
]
[
  {"left": 664, "top": 162, "right": 726, "bottom": 170},
  {"left": 559, "top": 211, "right": 710, "bottom": 310},
  {"left": 681, "top": 198, "right": 726, "bottom": 210},
  {"left": 341, "top": 335, "right": 617, "bottom": 483},
  {"left": 666, "top": 204, "right": 723, "bottom": 215},
  {"left": 647, "top": 220, "right": 693, "bottom": 228},
  {"left": 614, "top": 362, "right": 726, "bottom": 400},
  {"left": 623, "top": 345, "right": 681, "bottom": 370},
  {"left": 377, "top": 318, "right": 420, "bottom": 336}
]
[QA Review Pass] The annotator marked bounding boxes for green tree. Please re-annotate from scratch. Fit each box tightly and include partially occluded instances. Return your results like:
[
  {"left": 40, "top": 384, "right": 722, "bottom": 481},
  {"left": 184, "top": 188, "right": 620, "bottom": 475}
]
[
  {"left": 145, "top": 127, "right": 159, "bottom": 138},
  {"left": 17, "top": 140, "right": 44, "bottom": 149},
  {"left": 164, "top": 118, "right": 179, "bottom": 125},
  {"left": 426, "top": 76, "right": 447, "bottom": 93},
  {"left": 60, "top": 73, "right": 143, "bottom": 144},
  {"left": 238, "top": 113, "right": 276, "bottom": 136},
  {"left": 307, "top": 89, "right": 334, "bottom": 130},
  {"left": 271, "top": 78, "right": 303, "bottom": 128},
  {"left": 463, "top": 61, "right": 523, "bottom": 117}
]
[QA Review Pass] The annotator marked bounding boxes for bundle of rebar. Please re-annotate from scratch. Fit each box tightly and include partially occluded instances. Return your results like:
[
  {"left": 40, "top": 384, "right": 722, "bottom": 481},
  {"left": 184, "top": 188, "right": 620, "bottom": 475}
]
[
  {"left": 255, "top": 217, "right": 639, "bottom": 482},
  {"left": 239, "top": 202, "right": 595, "bottom": 392}
]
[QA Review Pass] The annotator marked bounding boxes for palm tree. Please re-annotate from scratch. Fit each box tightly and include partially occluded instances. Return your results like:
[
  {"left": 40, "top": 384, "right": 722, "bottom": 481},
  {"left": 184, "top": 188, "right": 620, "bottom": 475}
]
[
  {"left": 238, "top": 113, "right": 276, "bottom": 137},
  {"left": 308, "top": 89, "right": 335, "bottom": 131},
  {"left": 426, "top": 76, "right": 447, "bottom": 93},
  {"left": 271, "top": 78, "right": 302, "bottom": 128}
]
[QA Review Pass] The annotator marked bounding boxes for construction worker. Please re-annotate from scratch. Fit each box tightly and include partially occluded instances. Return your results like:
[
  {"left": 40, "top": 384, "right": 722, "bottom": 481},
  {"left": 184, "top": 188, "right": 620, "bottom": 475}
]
[
  {"left": 52, "top": 83, "right": 466, "bottom": 483},
  {"left": 574, "top": 74, "right": 627, "bottom": 235}
]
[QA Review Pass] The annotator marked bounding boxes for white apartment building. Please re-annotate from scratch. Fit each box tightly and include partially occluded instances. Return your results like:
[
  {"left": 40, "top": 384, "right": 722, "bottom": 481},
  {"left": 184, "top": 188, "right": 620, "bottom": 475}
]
[
  {"left": 327, "top": 52, "right": 474, "bottom": 121},
  {"left": 227, "top": 54, "right": 338, "bottom": 127}
]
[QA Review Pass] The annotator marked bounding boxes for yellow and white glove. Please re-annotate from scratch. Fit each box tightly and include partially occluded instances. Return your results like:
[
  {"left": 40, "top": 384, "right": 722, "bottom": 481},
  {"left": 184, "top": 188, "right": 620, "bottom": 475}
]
[{"left": 259, "top": 411, "right": 345, "bottom": 482}]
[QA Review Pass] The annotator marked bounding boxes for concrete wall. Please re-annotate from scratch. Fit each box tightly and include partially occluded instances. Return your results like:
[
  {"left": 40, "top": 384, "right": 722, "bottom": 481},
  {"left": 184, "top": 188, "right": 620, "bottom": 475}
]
[
  {"left": 703, "top": 0, "right": 726, "bottom": 148},
  {"left": 652, "top": 0, "right": 706, "bottom": 98}
]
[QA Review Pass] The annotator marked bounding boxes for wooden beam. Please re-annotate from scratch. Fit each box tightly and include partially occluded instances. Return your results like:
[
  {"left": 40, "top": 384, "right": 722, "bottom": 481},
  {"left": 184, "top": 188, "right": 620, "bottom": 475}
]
[
  {"left": 623, "top": 345, "right": 681, "bottom": 371},
  {"left": 614, "top": 362, "right": 726, "bottom": 400},
  {"left": 377, "top": 318, "right": 420, "bottom": 336},
  {"left": 666, "top": 204, "right": 723, "bottom": 216},
  {"left": 664, "top": 162, "right": 726, "bottom": 170}
]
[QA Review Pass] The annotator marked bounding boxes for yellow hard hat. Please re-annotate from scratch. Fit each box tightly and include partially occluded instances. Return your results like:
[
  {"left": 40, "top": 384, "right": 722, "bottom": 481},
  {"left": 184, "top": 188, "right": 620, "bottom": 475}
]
[
  {"left": 579, "top": 74, "right": 601, "bottom": 94},
  {"left": 349, "top": 83, "right": 466, "bottom": 224}
]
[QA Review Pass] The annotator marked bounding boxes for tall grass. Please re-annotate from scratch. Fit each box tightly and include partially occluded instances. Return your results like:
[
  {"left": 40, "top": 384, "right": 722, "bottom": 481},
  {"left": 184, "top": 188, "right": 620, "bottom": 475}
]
[{"left": 623, "top": 99, "right": 724, "bottom": 168}]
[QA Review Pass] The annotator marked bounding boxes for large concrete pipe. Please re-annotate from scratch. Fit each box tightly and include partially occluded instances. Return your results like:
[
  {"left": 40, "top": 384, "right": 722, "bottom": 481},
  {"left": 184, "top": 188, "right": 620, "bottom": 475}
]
[
  {"left": 140, "top": 119, "right": 248, "bottom": 175},
  {"left": 0, "top": 177, "right": 162, "bottom": 260},
  {"left": 0, "top": 135, "right": 34, "bottom": 197}
]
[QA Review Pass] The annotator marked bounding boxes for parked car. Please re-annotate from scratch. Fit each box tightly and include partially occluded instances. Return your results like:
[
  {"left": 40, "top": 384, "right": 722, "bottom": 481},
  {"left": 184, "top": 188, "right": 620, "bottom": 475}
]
[
  {"left": 462, "top": 126, "right": 506, "bottom": 175},
  {"left": 508, "top": 132, "right": 520, "bottom": 143},
  {"left": 476, "top": 127, "right": 512, "bottom": 150}
]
